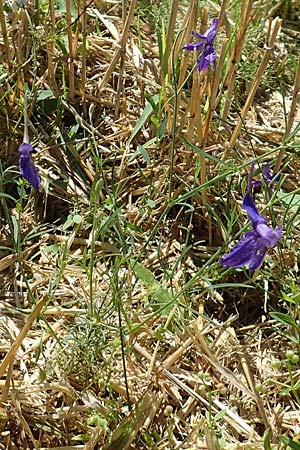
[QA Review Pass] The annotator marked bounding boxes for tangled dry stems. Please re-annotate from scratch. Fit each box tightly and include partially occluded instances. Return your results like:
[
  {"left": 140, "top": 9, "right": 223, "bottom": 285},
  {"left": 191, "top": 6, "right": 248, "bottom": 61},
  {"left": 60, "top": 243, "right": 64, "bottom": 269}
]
[{"left": 0, "top": 0, "right": 300, "bottom": 449}]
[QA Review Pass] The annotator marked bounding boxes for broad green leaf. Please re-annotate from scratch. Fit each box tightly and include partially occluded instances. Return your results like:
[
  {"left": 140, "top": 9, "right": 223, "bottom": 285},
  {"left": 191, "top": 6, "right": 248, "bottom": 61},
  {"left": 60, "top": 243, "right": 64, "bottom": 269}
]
[
  {"left": 56, "top": 0, "right": 77, "bottom": 17},
  {"left": 158, "top": 114, "right": 167, "bottom": 139},
  {"left": 71, "top": 434, "right": 90, "bottom": 442},
  {"left": 270, "top": 312, "right": 297, "bottom": 329},
  {"left": 132, "top": 261, "right": 156, "bottom": 288},
  {"left": 263, "top": 430, "right": 271, "bottom": 450},
  {"left": 127, "top": 94, "right": 160, "bottom": 146},
  {"left": 73, "top": 214, "right": 82, "bottom": 224},
  {"left": 137, "top": 145, "right": 151, "bottom": 165},
  {"left": 37, "top": 89, "right": 54, "bottom": 101},
  {"left": 132, "top": 261, "right": 173, "bottom": 316},
  {"left": 279, "top": 436, "right": 300, "bottom": 450},
  {"left": 0, "top": 192, "right": 17, "bottom": 202},
  {"left": 147, "top": 199, "right": 156, "bottom": 209},
  {"left": 11, "top": 215, "right": 19, "bottom": 247},
  {"left": 41, "top": 244, "right": 60, "bottom": 255},
  {"left": 277, "top": 192, "right": 300, "bottom": 213}
]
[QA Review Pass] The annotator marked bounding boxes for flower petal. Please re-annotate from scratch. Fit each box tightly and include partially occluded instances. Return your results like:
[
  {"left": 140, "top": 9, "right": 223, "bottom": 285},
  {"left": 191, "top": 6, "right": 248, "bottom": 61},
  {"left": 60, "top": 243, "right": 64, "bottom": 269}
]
[
  {"left": 191, "top": 30, "right": 206, "bottom": 40},
  {"left": 18, "top": 143, "right": 40, "bottom": 190},
  {"left": 262, "top": 164, "right": 272, "bottom": 184},
  {"left": 18, "top": 142, "right": 33, "bottom": 155},
  {"left": 243, "top": 192, "right": 267, "bottom": 229},
  {"left": 248, "top": 244, "right": 267, "bottom": 271},
  {"left": 197, "top": 45, "right": 216, "bottom": 71},
  {"left": 249, "top": 162, "right": 262, "bottom": 188},
  {"left": 256, "top": 223, "right": 283, "bottom": 248},
  {"left": 220, "top": 231, "right": 266, "bottom": 270},
  {"left": 250, "top": 179, "right": 262, "bottom": 188},
  {"left": 183, "top": 41, "right": 205, "bottom": 52},
  {"left": 205, "top": 18, "right": 219, "bottom": 44},
  {"left": 249, "top": 164, "right": 279, "bottom": 189},
  {"left": 184, "top": 18, "right": 218, "bottom": 58}
]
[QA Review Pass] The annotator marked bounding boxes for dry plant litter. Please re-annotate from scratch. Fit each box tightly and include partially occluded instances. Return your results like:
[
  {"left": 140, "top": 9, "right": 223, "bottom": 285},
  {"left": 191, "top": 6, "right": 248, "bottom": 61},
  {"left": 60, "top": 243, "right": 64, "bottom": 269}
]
[{"left": 0, "top": 0, "right": 300, "bottom": 449}]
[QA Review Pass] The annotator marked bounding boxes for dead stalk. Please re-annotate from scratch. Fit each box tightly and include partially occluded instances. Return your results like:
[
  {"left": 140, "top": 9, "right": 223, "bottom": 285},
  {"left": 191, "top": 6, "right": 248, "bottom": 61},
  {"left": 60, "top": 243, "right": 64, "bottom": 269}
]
[
  {"left": 66, "top": 0, "right": 75, "bottom": 101},
  {"left": 203, "top": 38, "right": 228, "bottom": 144},
  {"left": 177, "top": 0, "right": 197, "bottom": 127},
  {"left": 221, "top": 0, "right": 254, "bottom": 120},
  {"left": 162, "top": 0, "right": 179, "bottom": 83},
  {"left": 81, "top": 0, "right": 87, "bottom": 116},
  {"left": 114, "top": 0, "right": 127, "bottom": 118},
  {"left": 0, "top": 298, "right": 46, "bottom": 379},
  {"left": 223, "top": 17, "right": 282, "bottom": 160},
  {"left": 174, "top": 0, "right": 197, "bottom": 69},
  {"left": 98, "top": 0, "right": 137, "bottom": 92},
  {"left": 0, "top": 0, "right": 11, "bottom": 68},
  {"left": 47, "top": 0, "right": 58, "bottom": 93},
  {"left": 275, "top": 56, "right": 300, "bottom": 172}
]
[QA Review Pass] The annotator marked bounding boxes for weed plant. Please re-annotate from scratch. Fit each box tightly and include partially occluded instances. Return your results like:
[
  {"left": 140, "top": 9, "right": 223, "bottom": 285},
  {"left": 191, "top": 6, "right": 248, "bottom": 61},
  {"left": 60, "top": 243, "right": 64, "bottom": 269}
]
[{"left": 0, "top": 0, "right": 300, "bottom": 449}]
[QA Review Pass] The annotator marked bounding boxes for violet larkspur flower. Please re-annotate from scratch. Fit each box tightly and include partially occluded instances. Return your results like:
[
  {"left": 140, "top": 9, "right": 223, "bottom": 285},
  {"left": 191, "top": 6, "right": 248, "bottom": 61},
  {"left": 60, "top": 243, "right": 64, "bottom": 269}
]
[
  {"left": 250, "top": 164, "right": 278, "bottom": 189},
  {"left": 220, "top": 192, "right": 282, "bottom": 271},
  {"left": 183, "top": 18, "right": 218, "bottom": 71},
  {"left": 18, "top": 143, "right": 40, "bottom": 190}
]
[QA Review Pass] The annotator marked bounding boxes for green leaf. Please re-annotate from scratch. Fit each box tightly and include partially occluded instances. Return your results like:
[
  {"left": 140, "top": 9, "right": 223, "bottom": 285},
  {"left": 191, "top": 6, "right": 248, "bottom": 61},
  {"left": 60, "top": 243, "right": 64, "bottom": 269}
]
[
  {"left": 270, "top": 312, "right": 297, "bottom": 329},
  {"left": 151, "top": 115, "right": 159, "bottom": 127},
  {"left": 214, "top": 409, "right": 226, "bottom": 422},
  {"left": 144, "top": 91, "right": 160, "bottom": 110},
  {"left": 69, "top": 124, "right": 80, "bottom": 137},
  {"left": 90, "top": 179, "right": 104, "bottom": 206},
  {"left": 87, "top": 415, "right": 108, "bottom": 429},
  {"left": 41, "top": 244, "right": 60, "bottom": 255},
  {"left": 56, "top": 0, "right": 77, "bottom": 17},
  {"left": 158, "top": 114, "right": 167, "bottom": 139},
  {"left": 73, "top": 214, "right": 82, "bottom": 224},
  {"left": 293, "top": 377, "right": 300, "bottom": 390},
  {"left": 127, "top": 94, "right": 160, "bottom": 146},
  {"left": 128, "top": 144, "right": 151, "bottom": 166},
  {"left": 277, "top": 192, "right": 300, "bottom": 213},
  {"left": 282, "top": 292, "right": 298, "bottom": 305},
  {"left": 279, "top": 436, "right": 300, "bottom": 450},
  {"left": 0, "top": 246, "right": 15, "bottom": 252},
  {"left": 63, "top": 215, "right": 74, "bottom": 231},
  {"left": 263, "top": 430, "right": 271, "bottom": 450},
  {"left": 137, "top": 145, "right": 151, "bottom": 165},
  {"left": 132, "top": 261, "right": 156, "bottom": 288},
  {"left": 0, "top": 72, "right": 8, "bottom": 83},
  {"left": 147, "top": 199, "right": 156, "bottom": 209},
  {"left": 280, "top": 386, "right": 291, "bottom": 395},
  {"left": 11, "top": 215, "right": 19, "bottom": 247},
  {"left": 184, "top": 138, "right": 235, "bottom": 168},
  {"left": 0, "top": 192, "right": 17, "bottom": 202},
  {"left": 37, "top": 89, "right": 54, "bottom": 101},
  {"left": 132, "top": 261, "right": 173, "bottom": 316},
  {"left": 56, "top": 35, "right": 68, "bottom": 55},
  {"left": 36, "top": 89, "right": 57, "bottom": 113},
  {"left": 152, "top": 287, "right": 173, "bottom": 315},
  {"left": 71, "top": 433, "right": 90, "bottom": 442}
]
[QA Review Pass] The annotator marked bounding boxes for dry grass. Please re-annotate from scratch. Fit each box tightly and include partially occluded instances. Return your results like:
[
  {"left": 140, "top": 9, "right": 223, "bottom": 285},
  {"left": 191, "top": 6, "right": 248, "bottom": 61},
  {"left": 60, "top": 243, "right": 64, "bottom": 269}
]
[{"left": 0, "top": 0, "right": 300, "bottom": 449}]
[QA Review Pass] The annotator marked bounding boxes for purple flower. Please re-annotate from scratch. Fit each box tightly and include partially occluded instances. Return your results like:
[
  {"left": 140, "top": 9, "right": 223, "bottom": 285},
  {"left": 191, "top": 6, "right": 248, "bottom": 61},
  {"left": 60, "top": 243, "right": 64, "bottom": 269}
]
[
  {"left": 183, "top": 18, "right": 218, "bottom": 71},
  {"left": 18, "top": 143, "right": 40, "bottom": 190},
  {"left": 220, "top": 193, "right": 282, "bottom": 271},
  {"left": 250, "top": 164, "right": 278, "bottom": 189},
  {"left": 262, "top": 165, "right": 273, "bottom": 184}
]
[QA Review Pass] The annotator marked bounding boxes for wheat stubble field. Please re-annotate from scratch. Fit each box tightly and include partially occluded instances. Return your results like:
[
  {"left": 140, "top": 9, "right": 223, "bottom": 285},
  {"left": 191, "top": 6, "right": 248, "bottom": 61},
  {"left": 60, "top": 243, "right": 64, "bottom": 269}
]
[{"left": 0, "top": 0, "right": 300, "bottom": 449}]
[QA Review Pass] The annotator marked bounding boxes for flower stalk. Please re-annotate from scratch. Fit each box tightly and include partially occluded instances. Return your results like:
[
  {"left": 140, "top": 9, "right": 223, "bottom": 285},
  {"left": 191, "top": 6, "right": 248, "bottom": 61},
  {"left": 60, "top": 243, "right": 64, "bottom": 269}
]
[{"left": 18, "top": 91, "right": 40, "bottom": 190}]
